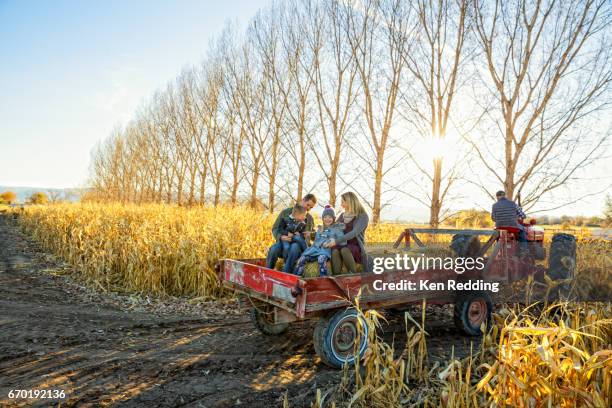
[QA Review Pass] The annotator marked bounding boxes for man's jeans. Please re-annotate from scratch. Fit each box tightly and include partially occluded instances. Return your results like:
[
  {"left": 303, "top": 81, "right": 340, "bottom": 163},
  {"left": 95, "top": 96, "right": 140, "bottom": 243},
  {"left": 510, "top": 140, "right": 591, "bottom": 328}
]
[
  {"left": 281, "top": 235, "right": 307, "bottom": 257},
  {"left": 518, "top": 228, "right": 529, "bottom": 255},
  {"left": 266, "top": 236, "right": 306, "bottom": 274}
]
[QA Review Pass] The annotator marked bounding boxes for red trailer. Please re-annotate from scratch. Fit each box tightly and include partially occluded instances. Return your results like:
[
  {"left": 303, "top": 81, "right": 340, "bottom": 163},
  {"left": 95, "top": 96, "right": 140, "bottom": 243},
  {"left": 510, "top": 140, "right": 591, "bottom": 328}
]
[{"left": 218, "top": 227, "right": 575, "bottom": 368}]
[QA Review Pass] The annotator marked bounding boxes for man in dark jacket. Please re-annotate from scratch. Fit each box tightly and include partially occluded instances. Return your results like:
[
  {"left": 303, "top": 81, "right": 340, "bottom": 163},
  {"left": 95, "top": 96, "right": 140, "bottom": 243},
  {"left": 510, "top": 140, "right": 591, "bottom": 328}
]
[
  {"left": 491, "top": 190, "right": 527, "bottom": 247},
  {"left": 266, "top": 194, "right": 317, "bottom": 274}
]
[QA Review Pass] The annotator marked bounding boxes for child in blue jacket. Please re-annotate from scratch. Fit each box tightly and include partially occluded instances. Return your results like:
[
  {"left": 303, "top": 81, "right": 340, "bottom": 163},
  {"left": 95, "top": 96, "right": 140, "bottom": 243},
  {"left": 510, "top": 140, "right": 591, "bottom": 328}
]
[{"left": 295, "top": 205, "right": 344, "bottom": 277}]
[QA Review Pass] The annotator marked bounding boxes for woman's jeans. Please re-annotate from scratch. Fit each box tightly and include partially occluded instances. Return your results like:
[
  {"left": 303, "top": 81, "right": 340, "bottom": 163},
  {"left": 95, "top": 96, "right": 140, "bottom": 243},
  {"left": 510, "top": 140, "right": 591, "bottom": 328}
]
[{"left": 265, "top": 235, "right": 307, "bottom": 274}]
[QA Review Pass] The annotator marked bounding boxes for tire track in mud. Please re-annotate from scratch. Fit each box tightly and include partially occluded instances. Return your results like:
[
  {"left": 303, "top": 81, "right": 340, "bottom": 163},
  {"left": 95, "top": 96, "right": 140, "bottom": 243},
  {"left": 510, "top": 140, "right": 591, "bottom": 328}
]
[{"left": 0, "top": 215, "right": 480, "bottom": 407}]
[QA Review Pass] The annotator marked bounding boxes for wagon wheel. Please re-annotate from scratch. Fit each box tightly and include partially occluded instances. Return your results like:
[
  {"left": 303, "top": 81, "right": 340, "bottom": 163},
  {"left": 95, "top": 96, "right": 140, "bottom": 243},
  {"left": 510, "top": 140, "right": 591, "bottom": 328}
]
[
  {"left": 250, "top": 303, "right": 289, "bottom": 335},
  {"left": 454, "top": 290, "right": 492, "bottom": 336},
  {"left": 313, "top": 308, "right": 369, "bottom": 369}
]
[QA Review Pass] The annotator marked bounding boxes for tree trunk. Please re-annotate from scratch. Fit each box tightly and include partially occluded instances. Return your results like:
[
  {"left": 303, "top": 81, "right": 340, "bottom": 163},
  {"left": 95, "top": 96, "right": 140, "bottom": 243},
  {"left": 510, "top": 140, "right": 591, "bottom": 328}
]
[
  {"left": 328, "top": 170, "right": 337, "bottom": 207},
  {"left": 176, "top": 175, "right": 184, "bottom": 206},
  {"left": 250, "top": 163, "right": 260, "bottom": 208},
  {"left": 297, "top": 132, "right": 305, "bottom": 202},
  {"left": 504, "top": 127, "right": 515, "bottom": 200},
  {"left": 187, "top": 169, "right": 196, "bottom": 206},
  {"left": 230, "top": 171, "right": 239, "bottom": 205},
  {"left": 268, "top": 180, "right": 275, "bottom": 213},
  {"left": 198, "top": 169, "right": 207, "bottom": 205},
  {"left": 214, "top": 180, "right": 221, "bottom": 206},
  {"left": 329, "top": 147, "right": 341, "bottom": 206},
  {"left": 429, "top": 158, "right": 442, "bottom": 228},
  {"left": 372, "top": 152, "right": 384, "bottom": 225}
]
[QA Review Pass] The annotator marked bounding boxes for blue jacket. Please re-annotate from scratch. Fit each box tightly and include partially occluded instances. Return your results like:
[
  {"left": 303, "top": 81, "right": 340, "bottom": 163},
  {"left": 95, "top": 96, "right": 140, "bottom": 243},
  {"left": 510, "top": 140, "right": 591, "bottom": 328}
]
[{"left": 301, "top": 223, "right": 345, "bottom": 258}]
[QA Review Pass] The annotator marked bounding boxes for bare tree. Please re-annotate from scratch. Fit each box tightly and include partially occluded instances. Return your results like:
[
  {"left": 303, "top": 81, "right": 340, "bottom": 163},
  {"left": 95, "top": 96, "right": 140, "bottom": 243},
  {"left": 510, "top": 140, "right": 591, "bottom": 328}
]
[
  {"left": 346, "top": 0, "right": 415, "bottom": 224},
  {"left": 176, "top": 68, "right": 205, "bottom": 206},
  {"left": 276, "top": 0, "right": 318, "bottom": 202},
  {"left": 202, "top": 62, "right": 228, "bottom": 206},
  {"left": 149, "top": 89, "right": 180, "bottom": 204},
  {"left": 218, "top": 26, "right": 246, "bottom": 205},
  {"left": 252, "top": 8, "right": 289, "bottom": 213},
  {"left": 224, "top": 35, "right": 268, "bottom": 208},
  {"left": 220, "top": 79, "right": 245, "bottom": 206},
  {"left": 307, "top": 0, "right": 359, "bottom": 206},
  {"left": 470, "top": 0, "right": 612, "bottom": 208},
  {"left": 398, "top": 0, "right": 472, "bottom": 227},
  {"left": 86, "top": 0, "right": 611, "bottom": 221}
]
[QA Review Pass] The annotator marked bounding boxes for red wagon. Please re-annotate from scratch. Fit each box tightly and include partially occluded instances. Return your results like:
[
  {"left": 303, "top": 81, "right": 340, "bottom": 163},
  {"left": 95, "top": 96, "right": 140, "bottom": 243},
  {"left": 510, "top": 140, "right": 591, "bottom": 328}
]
[{"left": 218, "top": 227, "right": 575, "bottom": 368}]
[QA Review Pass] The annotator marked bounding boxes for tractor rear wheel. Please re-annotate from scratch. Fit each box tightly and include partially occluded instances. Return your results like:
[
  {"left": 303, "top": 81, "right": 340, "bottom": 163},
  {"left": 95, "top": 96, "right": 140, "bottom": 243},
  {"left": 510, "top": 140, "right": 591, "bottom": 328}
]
[
  {"left": 313, "top": 308, "right": 369, "bottom": 369},
  {"left": 250, "top": 305, "right": 289, "bottom": 335},
  {"left": 454, "top": 290, "right": 492, "bottom": 336},
  {"left": 450, "top": 234, "right": 482, "bottom": 258},
  {"left": 548, "top": 233, "right": 576, "bottom": 280},
  {"left": 532, "top": 244, "right": 546, "bottom": 261}
]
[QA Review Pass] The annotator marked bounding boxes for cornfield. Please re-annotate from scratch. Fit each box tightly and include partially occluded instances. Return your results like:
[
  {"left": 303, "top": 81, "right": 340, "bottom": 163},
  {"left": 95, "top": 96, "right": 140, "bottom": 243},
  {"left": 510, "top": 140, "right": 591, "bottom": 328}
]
[
  {"left": 8, "top": 203, "right": 612, "bottom": 406},
  {"left": 9, "top": 203, "right": 416, "bottom": 297},
  {"left": 10, "top": 203, "right": 611, "bottom": 299},
  {"left": 13, "top": 203, "right": 275, "bottom": 297},
  {"left": 312, "top": 301, "right": 611, "bottom": 408}
]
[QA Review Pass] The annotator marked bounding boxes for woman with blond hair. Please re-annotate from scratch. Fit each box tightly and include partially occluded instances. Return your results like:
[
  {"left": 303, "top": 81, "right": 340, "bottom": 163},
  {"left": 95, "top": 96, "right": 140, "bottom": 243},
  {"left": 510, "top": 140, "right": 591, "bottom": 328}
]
[{"left": 324, "top": 191, "right": 369, "bottom": 274}]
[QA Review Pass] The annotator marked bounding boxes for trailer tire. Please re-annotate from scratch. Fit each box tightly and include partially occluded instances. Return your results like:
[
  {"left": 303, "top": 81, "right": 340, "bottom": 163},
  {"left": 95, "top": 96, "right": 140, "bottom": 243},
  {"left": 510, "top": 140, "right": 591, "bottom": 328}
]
[
  {"left": 548, "top": 234, "right": 576, "bottom": 280},
  {"left": 313, "top": 308, "right": 368, "bottom": 369},
  {"left": 250, "top": 307, "right": 289, "bottom": 335},
  {"left": 454, "top": 290, "right": 492, "bottom": 336},
  {"left": 450, "top": 234, "right": 481, "bottom": 258},
  {"left": 313, "top": 317, "right": 333, "bottom": 367}
]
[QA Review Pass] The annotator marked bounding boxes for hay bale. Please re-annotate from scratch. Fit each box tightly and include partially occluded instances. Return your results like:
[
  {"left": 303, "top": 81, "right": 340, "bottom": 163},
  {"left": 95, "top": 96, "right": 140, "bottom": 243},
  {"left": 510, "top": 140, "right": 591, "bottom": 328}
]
[
  {"left": 274, "top": 259, "right": 332, "bottom": 277},
  {"left": 303, "top": 261, "right": 330, "bottom": 278},
  {"left": 275, "top": 256, "right": 362, "bottom": 277},
  {"left": 302, "top": 260, "right": 363, "bottom": 277}
]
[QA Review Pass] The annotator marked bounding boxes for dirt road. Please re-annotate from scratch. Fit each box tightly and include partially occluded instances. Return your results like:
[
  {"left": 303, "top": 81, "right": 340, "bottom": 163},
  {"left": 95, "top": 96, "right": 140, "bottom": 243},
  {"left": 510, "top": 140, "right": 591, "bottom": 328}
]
[{"left": 0, "top": 215, "right": 478, "bottom": 407}]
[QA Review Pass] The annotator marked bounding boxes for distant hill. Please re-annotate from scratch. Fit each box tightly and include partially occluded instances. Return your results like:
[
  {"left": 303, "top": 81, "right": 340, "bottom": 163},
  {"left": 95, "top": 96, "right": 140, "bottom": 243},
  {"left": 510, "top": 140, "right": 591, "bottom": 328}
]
[{"left": 0, "top": 186, "right": 83, "bottom": 203}]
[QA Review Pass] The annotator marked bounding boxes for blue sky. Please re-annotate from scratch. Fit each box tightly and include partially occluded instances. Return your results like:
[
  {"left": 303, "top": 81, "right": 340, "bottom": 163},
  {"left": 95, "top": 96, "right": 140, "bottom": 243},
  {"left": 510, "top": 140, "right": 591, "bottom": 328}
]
[{"left": 0, "top": 0, "right": 268, "bottom": 188}]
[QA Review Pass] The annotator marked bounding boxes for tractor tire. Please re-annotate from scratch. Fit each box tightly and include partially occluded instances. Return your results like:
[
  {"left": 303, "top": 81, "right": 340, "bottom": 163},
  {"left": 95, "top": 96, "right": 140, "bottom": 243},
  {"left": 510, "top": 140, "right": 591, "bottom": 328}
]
[
  {"left": 548, "top": 234, "right": 576, "bottom": 280},
  {"left": 313, "top": 308, "right": 369, "bottom": 369},
  {"left": 454, "top": 290, "right": 492, "bottom": 336},
  {"left": 250, "top": 307, "right": 289, "bottom": 335},
  {"left": 450, "top": 234, "right": 482, "bottom": 258},
  {"left": 533, "top": 245, "right": 546, "bottom": 261}
]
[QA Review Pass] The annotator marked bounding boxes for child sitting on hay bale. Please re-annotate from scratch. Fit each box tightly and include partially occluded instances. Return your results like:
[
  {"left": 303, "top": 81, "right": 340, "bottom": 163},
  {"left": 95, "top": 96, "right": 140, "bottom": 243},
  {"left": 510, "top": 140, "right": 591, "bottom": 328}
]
[
  {"left": 295, "top": 205, "right": 344, "bottom": 277},
  {"left": 276, "top": 204, "right": 308, "bottom": 257}
]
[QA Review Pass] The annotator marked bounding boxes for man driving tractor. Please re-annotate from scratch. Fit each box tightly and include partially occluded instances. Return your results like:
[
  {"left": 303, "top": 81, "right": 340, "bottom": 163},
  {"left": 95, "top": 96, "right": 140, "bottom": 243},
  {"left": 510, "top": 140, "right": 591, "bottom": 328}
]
[{"left": 491, "top": 190, "right": 528, "bottom": 252}]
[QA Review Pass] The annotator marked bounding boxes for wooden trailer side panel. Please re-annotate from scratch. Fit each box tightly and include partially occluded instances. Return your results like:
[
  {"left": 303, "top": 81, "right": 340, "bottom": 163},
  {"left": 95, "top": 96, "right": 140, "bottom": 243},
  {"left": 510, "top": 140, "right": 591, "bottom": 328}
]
[
  {"left": 302, "top": 268, "right": 474, "bottom": 313},
  {"left": 222, "top": 260, "right": 307, "bottom": 318}
]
